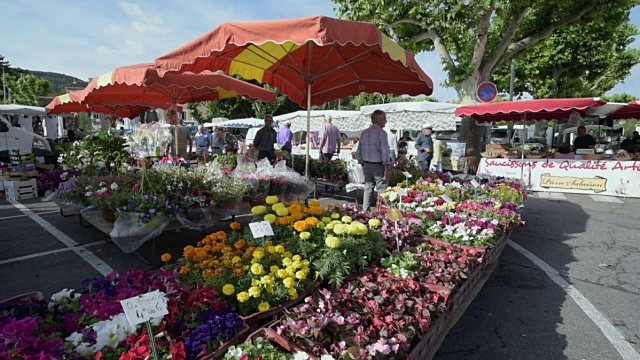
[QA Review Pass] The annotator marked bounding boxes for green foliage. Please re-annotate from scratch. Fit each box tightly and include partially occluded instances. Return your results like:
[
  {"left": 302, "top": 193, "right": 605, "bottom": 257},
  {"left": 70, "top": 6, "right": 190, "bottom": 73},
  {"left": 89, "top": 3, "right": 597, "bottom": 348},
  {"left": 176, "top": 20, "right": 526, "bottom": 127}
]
[
  {"left": 223, "top": 337, "right": 294, "bottom": 360},
  {"left": 27, "top": 70, "right": 84, "bottom": 94},
  {"left": 3, "top": 73, "right": 52, "bottom": 105},
  {"left": 603, "top": 93, "right": 639, "bottom": 103},
  {"left": 58, "top": 131, "right": 131, "bottom": 176}
]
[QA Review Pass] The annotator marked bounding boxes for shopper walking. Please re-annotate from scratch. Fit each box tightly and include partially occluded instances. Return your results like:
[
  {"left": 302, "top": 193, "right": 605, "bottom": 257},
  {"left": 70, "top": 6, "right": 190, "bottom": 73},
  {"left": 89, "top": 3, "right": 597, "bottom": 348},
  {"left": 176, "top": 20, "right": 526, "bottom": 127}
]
[{"left": 356, "top": 110, "right": 390, "bottom": 211}]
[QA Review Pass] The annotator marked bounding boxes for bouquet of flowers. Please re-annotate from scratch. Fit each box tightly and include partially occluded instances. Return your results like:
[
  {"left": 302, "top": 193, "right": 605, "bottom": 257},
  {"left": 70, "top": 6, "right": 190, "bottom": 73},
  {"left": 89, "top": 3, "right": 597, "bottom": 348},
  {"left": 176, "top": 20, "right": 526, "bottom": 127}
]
[
  {"left": 84, "top": 174, "right": 136, "bottom": 210},
  {"left": 58, "top": 131, "right": 131, "bottom": 175}
]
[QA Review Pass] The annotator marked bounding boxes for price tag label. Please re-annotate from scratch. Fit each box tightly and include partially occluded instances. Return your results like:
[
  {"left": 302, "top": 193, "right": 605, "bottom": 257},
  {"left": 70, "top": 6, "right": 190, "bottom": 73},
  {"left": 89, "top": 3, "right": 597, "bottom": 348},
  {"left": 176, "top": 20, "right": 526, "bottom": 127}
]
[
  {"left": 396, "top": 188, "right": 408, "bottom": 196},
  {"left": 120, "top": 290, "right": 168, "bottom": 326},
  {"left": 441, "top": 194, "right": 453, "bottom": 203},
  {"left": 249, "top": 221, "right": 274, "bottom": 238},
  {"left": 470, "top": 179, "right": 480, "bottom": 188},
  {"left": 402, "top": 171, "right": 412, "bottom": 178}
]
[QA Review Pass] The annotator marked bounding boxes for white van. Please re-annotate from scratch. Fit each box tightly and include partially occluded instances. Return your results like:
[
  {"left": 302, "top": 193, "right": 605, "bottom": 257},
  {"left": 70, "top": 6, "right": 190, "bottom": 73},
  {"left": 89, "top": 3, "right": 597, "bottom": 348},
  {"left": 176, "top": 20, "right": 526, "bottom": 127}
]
[{"left": 0, "top": 105, "right": 53, "bottom": 155}]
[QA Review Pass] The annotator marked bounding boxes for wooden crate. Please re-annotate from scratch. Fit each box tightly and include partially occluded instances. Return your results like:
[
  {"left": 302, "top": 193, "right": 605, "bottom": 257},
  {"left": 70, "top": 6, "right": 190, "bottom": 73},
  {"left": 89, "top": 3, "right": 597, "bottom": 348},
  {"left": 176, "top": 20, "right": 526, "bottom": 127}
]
[{"left": 4, "top": 179, "right": 38, "bottom": 201}]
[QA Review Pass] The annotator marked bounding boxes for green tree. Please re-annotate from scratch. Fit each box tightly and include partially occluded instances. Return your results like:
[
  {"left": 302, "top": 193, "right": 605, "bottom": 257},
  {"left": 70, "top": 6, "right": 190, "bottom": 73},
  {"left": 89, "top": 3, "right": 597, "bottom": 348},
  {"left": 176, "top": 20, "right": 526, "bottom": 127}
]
[
  {"left": 3, "top": 73, "right": 52, "bottom": 105},
  {"left": 492, "top": 7, "right": 640, "bottom": 98},
  {"left": 333, "top": 0, "right": 640, "bottom": 153},
  {"left": 602, "top": 93, "right": 638, "bottom": 103}
]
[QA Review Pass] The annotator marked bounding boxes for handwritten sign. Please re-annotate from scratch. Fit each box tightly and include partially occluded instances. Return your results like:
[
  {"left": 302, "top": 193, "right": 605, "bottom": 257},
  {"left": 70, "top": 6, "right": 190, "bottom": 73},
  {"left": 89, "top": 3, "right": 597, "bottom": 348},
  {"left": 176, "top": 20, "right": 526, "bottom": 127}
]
[
  {"left": 441, "top": 194, "right": 453, "bottom": 203},
  {"left": 402, "top": 171, "right": 412, "bottom": 178},
  {"left": 396, "top": 188, "right": 408, "bottom": 196},
  {"left": 249, "top": 221, "right": 274, "bottom": 238},
  {"left": 470, "top": 179, "right": 480, "bottom": 188},
  {"left": 120, "top": 290, "right": 168, "bottom": 326}
]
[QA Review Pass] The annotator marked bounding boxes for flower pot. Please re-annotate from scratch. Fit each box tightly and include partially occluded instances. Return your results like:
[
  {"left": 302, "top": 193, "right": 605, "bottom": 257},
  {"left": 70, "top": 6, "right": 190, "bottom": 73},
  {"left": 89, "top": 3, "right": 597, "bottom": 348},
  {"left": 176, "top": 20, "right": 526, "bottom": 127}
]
[
  {"left": 1, "top": 291, "right": 44, "bottom": 304},
  {"left": 249, "top": 196, "right": 267, "bottom": 207},
  {"left": 101, "top": 208, "right": 117, "bottom": 223},
  {"left": 222, "top": 198, "right": 239, "bottom": 210}
]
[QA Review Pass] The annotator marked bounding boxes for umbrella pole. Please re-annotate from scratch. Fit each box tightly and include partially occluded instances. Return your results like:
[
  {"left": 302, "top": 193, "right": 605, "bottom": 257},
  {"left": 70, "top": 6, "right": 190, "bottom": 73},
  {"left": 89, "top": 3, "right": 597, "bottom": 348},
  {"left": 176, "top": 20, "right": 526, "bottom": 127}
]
[
  {"left": 305, "top": 83, "right": 311, "bottom": 178},
  {"left": 520, "top": 113, "right": 526, "bottom": 185}
]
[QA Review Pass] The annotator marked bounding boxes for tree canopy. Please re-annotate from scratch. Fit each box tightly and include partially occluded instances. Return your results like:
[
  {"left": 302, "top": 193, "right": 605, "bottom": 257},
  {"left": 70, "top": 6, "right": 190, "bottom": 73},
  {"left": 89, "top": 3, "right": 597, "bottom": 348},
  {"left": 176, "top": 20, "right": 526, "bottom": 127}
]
[{"left": 2, "top": 73, "right": 51, "bottom": 106}]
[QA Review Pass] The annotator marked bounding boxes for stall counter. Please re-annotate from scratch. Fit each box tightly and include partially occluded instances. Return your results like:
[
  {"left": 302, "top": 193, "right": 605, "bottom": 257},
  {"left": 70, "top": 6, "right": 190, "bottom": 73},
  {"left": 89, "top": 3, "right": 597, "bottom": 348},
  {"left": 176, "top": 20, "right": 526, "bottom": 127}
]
[{"left": 477, "top": 157, "right": 640, "bottom": 198}]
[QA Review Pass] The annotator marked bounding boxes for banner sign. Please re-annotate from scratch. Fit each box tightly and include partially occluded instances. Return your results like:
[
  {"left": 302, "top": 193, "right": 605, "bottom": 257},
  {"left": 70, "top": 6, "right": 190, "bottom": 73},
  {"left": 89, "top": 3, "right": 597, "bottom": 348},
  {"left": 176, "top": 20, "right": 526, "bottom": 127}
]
[{"left": 477, "top": 158, "right": 639, "bottom": 198}]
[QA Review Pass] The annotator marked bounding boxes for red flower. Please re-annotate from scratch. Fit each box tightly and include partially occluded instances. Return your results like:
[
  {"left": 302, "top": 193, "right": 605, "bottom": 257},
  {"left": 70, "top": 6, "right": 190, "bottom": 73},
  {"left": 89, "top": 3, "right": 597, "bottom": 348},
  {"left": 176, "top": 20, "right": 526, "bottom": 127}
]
[
  {"left": 120, "top": 345, "right": 150, "bottom": 360},
  {"left": 94, "top": 352, "right": 103, "bottom": 360},
  {"left": 170, "top": 342, "right": 186, "bottom": 360},
  {"left": 239, "top": 355, "right": 249, "bottom": 360}
]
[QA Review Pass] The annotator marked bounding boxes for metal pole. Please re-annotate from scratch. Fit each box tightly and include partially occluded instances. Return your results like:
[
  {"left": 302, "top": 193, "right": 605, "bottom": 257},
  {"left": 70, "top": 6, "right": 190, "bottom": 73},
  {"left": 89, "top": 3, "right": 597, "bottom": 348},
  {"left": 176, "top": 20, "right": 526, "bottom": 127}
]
[
  {"left": 2, "top": 65, "right": 6, "bottom": 104},
  {"left": 507, "top": 60, "right": 516, "bottom": 141},
  {"left": 305, "top": 83, "right": 311, "bottom": 178}
]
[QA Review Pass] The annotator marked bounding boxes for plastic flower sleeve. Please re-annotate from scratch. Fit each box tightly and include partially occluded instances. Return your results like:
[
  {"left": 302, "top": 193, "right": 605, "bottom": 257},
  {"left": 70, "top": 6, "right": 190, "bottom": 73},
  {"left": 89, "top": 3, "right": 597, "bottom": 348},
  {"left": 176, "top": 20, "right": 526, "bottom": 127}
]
[
  {"left": 175, "top": 207, "right": 217, "bottom": 231},
  {"left": 233, "top": 155, "right": 265, "bottom": 200},
  {"left": 109, "top": 213, "right": 171, "bottom": 253},
  {"left": 272, "top": 160, "right": 315, "bottom": 202}
]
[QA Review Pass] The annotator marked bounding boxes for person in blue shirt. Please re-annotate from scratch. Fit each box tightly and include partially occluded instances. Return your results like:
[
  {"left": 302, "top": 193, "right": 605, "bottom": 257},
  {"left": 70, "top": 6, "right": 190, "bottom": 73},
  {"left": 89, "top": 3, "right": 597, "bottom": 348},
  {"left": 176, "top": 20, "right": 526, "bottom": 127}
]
[
  {"left": 415, "top": 126, "right": 434, "bottom": 171},
  {"left": 194, "top": 125, "right": 211, "bottom": 157}
]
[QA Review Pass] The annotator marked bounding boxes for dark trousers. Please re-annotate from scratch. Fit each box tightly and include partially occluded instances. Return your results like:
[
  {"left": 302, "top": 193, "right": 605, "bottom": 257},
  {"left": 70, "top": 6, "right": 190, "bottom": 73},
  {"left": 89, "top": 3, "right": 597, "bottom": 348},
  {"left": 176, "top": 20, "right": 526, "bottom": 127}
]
[
  {"left": 321, "top": 152, "right": 334, "bottom": 160},
  {"left": 258, "top": 150, "right": 276, "bottom": 163}
]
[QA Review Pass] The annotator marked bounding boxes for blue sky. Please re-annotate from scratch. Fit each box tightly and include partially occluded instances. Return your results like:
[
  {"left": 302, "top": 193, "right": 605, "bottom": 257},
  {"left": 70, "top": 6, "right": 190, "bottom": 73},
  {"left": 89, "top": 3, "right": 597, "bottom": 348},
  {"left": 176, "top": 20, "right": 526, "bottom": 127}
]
[{"left": 3, "top": 1, "right": 639, "bottom": 102}]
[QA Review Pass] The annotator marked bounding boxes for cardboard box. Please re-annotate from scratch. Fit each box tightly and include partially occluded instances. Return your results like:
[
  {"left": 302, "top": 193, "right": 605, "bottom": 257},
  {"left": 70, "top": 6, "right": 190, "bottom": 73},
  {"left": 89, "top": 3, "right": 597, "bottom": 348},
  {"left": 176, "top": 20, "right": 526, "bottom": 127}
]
[{"left": 486, "top": 144, "right": 510, "bottom": 151}]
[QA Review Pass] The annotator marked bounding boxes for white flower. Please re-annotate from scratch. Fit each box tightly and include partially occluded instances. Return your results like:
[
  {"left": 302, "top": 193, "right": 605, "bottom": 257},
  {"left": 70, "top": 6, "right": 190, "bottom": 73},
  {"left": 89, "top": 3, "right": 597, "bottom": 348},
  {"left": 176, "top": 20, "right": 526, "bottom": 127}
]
[
  {"left": 294, "top": 352, "right": 310, "bottom": 360},
  {"left": 85, "top": 192, "right": 92, "bottom": 197},
  {"left": 51, "top": 288, "right": 75, "bottom": 302},
  {"left": 227, "top": 347, "right": 244, "bottom": 357},
  {"left": 96, "top": 161, "right": 106, "bottom": 168},
  {"left": 110, "top": 182, "right": 118, "bottom": 191},
  {"left": 320, "top": 356, "right": 335, "bottom": 360},
  {"left": 65, "top": 332, "right": 83, "bottom": 346}
]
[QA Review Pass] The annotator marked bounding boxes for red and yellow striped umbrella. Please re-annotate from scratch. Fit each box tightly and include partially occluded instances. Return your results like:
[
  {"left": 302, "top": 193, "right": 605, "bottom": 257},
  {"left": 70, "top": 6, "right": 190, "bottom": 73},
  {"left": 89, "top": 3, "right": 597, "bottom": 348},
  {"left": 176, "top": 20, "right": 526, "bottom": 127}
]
[{"left": 46, "top": 91, "right": 148, "bottom": 118}]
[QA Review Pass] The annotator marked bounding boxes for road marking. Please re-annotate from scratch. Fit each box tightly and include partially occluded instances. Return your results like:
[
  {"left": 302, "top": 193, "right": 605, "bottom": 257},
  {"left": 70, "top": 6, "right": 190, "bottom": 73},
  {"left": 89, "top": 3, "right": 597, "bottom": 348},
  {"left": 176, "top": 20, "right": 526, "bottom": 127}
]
[
  {"left": 537, "top": 192, "right": 567, "bottom": 200},
  {"left": 0, "top": 210, "right": 59, "bottom": 220},
  {"left": 508, "top": 240, "right": 640, "bottom": 360},
  {"left": 589, "top": 195, "right": 624, "bottom": 204},
  {"left": 0, "top": 241, "right": 106, "bottom": 265},
  {"left": 8, "top": 200, "right": 114, "bottom": 276}
]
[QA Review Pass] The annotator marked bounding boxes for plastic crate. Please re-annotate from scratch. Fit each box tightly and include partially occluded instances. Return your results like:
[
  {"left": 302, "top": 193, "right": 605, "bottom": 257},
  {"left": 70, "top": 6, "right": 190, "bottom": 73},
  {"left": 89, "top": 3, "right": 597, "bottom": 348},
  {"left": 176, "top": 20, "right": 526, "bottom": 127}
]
[{"left": 4, "top": 179, "right": 38, "bottom": 200}]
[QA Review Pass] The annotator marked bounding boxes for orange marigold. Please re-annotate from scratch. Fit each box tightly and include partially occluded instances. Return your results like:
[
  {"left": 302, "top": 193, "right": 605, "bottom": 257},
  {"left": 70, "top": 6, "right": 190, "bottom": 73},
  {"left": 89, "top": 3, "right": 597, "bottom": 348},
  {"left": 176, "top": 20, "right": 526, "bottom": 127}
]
[
  {"left": 235, "top": 240, "right": 247, "bottom": 250},
  {"left": 309, "top": 200, "right": 321, "bottom": 207},
  {"left": 305, "top": 217, "right": 319, "bottom": 227},
  {"left": 307, "top": 207, "right": 324, "bottom": 216},
  {"left": 183, "top": 246, "right": 196, "bottom": 259},
  {"left": 293, "top": 221, "right": 309, "bottom": 232},
  {"left": 193, "top": 249, "right": 212, "bottom": 262},
  {"left": 233, "top": 268, "right": 246, "bottom": 277},
  {"left": 289, "top": 203, "right": 303, "bottom": 214},
  {"left": 178, "top": 265, "right": 191, "bottom": 276},
  {"left": 276, "top": 216, "right": 293, "bottom": 225},
  {"left": 202, "top": 269, "right": 215, "bottom": 279},
  {"left": 212, "top": 243, "right": 225, "bottom": 252},
  {"left": 230, "top": 222, "right": 242, "bottom": 230},
  {"left": 291, "top": 212, "right": 305, "bottom": 221},
  {"left": 215, "top": 231, "right": 228, "bottom": 241}
]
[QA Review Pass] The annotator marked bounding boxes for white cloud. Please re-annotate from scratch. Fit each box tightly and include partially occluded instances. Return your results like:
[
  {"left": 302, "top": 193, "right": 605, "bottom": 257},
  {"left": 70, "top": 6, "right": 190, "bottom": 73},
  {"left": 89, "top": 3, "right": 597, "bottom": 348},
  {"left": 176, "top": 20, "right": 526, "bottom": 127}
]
[{"left": 119, "top": 2, "right": 144, "bottom": 17}]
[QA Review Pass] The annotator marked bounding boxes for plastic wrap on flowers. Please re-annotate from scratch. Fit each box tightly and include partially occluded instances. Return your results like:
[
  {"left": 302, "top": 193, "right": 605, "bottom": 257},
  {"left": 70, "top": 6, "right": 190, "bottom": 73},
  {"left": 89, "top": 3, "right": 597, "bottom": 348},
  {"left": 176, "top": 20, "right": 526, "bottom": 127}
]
[
  {"left": 233, "top": 156, "right": 268, "bottom": 201},
  {"left": 109, "top": 214, "right": 170, "bottom": 253},
  {"left": 204, "top": 158, "right": 225, "bottom": 180},
  {"left": 42, "top": 190, "right": 60, "bottom": 202},
  {"left": 175, "top": 207, "right": 217, "bottom": 231},
  {"left": 128, "top": 124, "right": 172, "bottom": 158},
  {"left": 347, "top": 160, "right": 365, "bottom": 184},
  {"left": 254, "top": 158, "right": 276, "bottom": 202},
  {"left": 272, "top": 161, "right": 314, "bottom": 202}
]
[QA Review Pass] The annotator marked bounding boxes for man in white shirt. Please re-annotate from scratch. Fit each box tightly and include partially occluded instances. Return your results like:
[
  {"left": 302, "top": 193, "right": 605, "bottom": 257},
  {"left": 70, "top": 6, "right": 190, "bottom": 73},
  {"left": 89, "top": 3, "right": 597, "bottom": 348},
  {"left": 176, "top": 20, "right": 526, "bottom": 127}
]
[
  {"left": 387, "top": 129, "right": 398, "bottom": 162},
  {"left": 356, "top": 110, "right": 390, "bottom": 211}
]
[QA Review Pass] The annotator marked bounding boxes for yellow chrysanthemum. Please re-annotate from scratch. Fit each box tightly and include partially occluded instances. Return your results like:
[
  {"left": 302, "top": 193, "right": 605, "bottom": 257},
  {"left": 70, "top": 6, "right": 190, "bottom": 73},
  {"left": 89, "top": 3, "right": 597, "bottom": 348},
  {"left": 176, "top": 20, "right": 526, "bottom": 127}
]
[
  {"left": 270, "top": 265, "right": 279, "bottom": 273},
  {"left": 222, "top": 284, "right": 235, "bottom": 295},
  {"left": 272, "top": 203, "right": 285, "bottom": 211},
  {"left": 264, "top": 214, "right": 277, "bottom": 223},
  {"left": 302, "top": 259, "right": 310, "bottom": 267},
  {"left": 248, "top": 286, "right": 261, "bottom": 298},
  {"left": 299, "top": 231, "right": 311, "bottom": 240},
  {"left": 333, "top": 224, "right": 348, "bottom": 235},
  {"left": 309, "top": 200, "right": 321, "bottom": 208},
  {"left": 293, "top": 220, "right": 308, "bottom": 232},
  {"left": 295, "top": 270, "right": 307, "bottom": 280},
  {"left": 237, "top": 291, "right": 250, "bottom": 303},
  {"left": 276, "top": 208, "right": 290, "bottom": 216},
  {"left": 277, "top": 269, "right": 289, "bottom": 279},
  {"left": 252, "top": 279, "right": 261, "bottom": 286},
  {"left": 251, "top": 206, "right": 267, "bottom": 215},
  {"left": 292, "top": 260, "right": 301, "bottom": 269},
  {"left": 232, "top": 256, "right": 241, "bottom": 264},
  {"left": 316, "top": 222, "right": 325, "bottom": 230},
  {"left": 253, "top": 249, "right": 265, "bottom": 260},
  {"left": 326, "top": 223, "right": 335, "bottom": 231},
  {"left": 331, "top": 213, "right": 340, "bottom": 219},
  {"left": 321, "top": 217, "right": 332, "bottom": 224},
  {"left": 274, "top": 245, "right": 285, "bottom": 254},
  {"left": 258, "top": 302, "right": 271, "bottom": 312},
  {"left": 341, "top": 216, "right": 352, "bottom": 223},
  {"left": 251, "top": 263, "right": 265, "bottom": 275},
  {"left": 292, "top": 254, "right": 302, "bottom": 261},
  {"left": 266, "top": 196, "right": 279, "bottom": 205},
  {"left": 283, "top": 251, "right": 292, "bottom": 258},
  {"left": 267, "top": 245, "right": 276, "bottom": 254},
  {"left": 283, "top": 277, "right": 296, "bottom": 289},
  {"left": 282, "top": 257, "right": 293, "bottom": 266},
  {"left": 325, "top": 236, "right": 341, "bottom": 249},
  {"left": 288, "top": 287, "right": 298, "bottom": 299},
  {"left": 368, "top": 219, "right": 382, "bottom": 227}
]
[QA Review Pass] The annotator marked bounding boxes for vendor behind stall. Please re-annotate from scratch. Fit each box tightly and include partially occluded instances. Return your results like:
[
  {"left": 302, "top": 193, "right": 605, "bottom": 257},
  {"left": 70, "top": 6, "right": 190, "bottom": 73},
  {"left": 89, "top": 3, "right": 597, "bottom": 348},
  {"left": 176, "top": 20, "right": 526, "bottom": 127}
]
[{"left": 571, "top": 125, "right": 596, "bottom": 151}]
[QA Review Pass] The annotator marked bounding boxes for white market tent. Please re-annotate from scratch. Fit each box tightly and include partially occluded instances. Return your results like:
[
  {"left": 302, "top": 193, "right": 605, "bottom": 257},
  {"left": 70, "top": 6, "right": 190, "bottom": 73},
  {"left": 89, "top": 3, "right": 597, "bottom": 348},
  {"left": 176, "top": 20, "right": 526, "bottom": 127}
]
[
  {"left": 215, "top": 117, "right": 278, "bottom": 129},
  {"left": 203, "top": 117, "right": 229, "bottom": 127},
  {"left": 0, "top": 105, "right": 47, "bottom": 116},
  {"left": 273, "top": 110, "right": 359, "bottom": 133},
  {"left": 356, "top": 101, "right": 459, "bottom": 131}
]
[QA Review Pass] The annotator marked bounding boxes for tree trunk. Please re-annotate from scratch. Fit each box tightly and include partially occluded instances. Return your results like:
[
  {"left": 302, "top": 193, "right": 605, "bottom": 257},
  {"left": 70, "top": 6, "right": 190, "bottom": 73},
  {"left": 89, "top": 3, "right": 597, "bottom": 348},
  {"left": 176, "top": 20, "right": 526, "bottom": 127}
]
[{"left": 457, "top": 78, "right": 487, "bottom": 159}]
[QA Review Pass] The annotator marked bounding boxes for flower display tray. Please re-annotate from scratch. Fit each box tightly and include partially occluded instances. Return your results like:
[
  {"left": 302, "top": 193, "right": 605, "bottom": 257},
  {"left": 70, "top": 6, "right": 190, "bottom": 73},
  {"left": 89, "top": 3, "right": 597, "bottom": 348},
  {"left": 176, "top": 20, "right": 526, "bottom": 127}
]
[
  {"left": 242, "top": 284, "right": 317, "bottom": 332},
  {"left": 52, "top": 198, "right": 86, "bottom": 216},
  {"left": 246, "top": 327, "right": 316, "bottom": 359},
  {"left": 1, "top": 291, "right": 44, "bottom": 304},
  {"left": 199, "top": 324, "right": 250, "bottom": 360}
]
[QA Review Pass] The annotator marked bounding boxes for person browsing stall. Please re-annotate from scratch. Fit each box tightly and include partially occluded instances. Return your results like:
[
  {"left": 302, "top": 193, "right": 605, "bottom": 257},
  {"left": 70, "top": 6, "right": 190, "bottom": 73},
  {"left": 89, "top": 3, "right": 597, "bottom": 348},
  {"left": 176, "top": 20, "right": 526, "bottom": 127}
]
[
  {"left": 318, "top": 116, "right": 341, "bottom": 160},
  {"left": 254, "top": 114, "right": 277, "bottom": 163},
  {"left": 415, "top": 126, "right": 434, "bottom": 171},
  {"left": 387, "top": 128, "right": 398, "bottom": 162},
  {"left": 356, "top": 110, "right": 390, "bottom": 211},
  {"left": 277, "top": 121, "right": 293, "bottom": 154},
  {"left": 572, "top": 125, "right": 597, "bottom": 151},
  {"left": 210, "top": 127, "right": 222, "bottom": 155},
  {"left": 166, "top": 109, "right": 192, "bottom": 159},
  {"left": 194, "top": 125, "right": 211, "bottom": 156}
]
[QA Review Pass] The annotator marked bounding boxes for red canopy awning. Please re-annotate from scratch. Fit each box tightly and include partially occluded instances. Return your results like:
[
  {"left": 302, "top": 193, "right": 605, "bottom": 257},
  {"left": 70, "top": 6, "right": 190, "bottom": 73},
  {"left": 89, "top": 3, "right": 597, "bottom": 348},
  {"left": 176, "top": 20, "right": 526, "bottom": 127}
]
[
  {"left": 609, "top": 101, "right": 640, "bottom": 119},
  {"left": 455, "top": 98, "right": 607, "bottom": 122},
  {"left": 46, "top": 91, "right": 148, "bottom": 118}
]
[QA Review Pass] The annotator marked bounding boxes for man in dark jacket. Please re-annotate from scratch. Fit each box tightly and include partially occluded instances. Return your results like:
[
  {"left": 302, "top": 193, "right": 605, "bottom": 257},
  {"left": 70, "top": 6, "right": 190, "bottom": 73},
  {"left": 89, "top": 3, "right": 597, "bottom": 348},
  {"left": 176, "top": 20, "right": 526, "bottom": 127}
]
[{"left": 415, "top": 126, "right": 434, "bottom": 171}]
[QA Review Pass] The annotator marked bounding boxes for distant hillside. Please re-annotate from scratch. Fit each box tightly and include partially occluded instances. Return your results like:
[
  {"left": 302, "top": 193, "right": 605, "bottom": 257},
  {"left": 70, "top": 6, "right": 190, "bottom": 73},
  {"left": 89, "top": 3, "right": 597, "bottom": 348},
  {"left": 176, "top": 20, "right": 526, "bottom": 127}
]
[{"left": 22, "top": 69, "right": 85, "bottom": 94}]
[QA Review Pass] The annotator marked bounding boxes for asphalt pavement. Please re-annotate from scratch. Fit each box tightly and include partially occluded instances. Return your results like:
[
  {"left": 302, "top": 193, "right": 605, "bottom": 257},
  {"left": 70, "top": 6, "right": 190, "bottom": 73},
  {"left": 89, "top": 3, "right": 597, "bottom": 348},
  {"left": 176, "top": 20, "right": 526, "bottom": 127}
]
[{"left": 0, "top": 189, "right": 638, "bottom": 359}]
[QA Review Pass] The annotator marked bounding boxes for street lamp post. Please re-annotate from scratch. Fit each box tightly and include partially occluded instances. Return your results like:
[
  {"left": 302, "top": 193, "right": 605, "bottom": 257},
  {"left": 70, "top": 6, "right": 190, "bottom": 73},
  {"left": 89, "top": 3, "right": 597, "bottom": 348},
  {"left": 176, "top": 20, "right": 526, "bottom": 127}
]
[{"left": 2, "top": 65, "right": 6, "bottom": 104}]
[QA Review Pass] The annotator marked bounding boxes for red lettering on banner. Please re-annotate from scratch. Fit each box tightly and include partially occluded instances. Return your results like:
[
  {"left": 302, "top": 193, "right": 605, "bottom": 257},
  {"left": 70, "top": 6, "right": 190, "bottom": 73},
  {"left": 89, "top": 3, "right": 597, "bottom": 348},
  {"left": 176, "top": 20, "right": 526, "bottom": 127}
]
[
  {"left": 612, "top": 161, "right": 640, "bottom": 171},
  {"left": 559, "top": 160, "right": 607, "bottom": 171}
]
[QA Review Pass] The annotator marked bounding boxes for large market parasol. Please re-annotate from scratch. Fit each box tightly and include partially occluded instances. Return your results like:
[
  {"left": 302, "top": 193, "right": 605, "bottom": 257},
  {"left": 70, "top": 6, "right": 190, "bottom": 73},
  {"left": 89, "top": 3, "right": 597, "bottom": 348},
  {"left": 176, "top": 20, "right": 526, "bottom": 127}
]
[
  {"left": 155, "top": 15, "right": 434, "bottom": 176},
  {"left": 46, "top": 91, "right": 148, "bottom": 119},
  {"left": 456, "top": 97, "right": 608, "bottom": 182}
]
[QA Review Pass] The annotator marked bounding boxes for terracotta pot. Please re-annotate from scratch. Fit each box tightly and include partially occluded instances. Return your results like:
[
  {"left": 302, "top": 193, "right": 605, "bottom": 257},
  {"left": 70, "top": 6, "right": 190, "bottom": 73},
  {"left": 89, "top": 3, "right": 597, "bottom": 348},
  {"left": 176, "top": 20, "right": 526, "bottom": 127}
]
[
  {"left": 222, "top": 198, "right": 239, "bottom": 210},
  {"left": 101, "top": 208, "right": 117, "bottom": 223}
]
